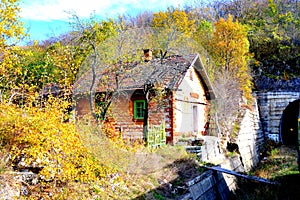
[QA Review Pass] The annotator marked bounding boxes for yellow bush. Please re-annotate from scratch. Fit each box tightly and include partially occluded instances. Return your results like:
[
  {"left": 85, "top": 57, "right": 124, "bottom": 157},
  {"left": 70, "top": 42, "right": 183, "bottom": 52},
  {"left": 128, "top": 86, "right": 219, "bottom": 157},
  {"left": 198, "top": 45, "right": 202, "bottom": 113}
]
[{"left": 0, "top": 99, "right": 116, "bottom": 184}]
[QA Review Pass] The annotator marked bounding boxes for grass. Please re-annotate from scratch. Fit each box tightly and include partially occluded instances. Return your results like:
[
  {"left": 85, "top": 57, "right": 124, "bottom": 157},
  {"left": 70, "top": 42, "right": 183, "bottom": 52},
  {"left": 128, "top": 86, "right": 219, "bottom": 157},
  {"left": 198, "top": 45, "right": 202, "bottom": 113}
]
[
  {"left": 0, "top": 114, "right": 199, "bottom": 199},
  {"left": 0, "top": 151, "right": 7, "bottom": 174},
  {"left": 254, "top": 145, "right": 298, "bottom": 178},
  {"left": 0, "top": 101, "right": 204, "bottom": 199},
  {"left": 230, "top": 145, "right": 300, "bottom": 200}
]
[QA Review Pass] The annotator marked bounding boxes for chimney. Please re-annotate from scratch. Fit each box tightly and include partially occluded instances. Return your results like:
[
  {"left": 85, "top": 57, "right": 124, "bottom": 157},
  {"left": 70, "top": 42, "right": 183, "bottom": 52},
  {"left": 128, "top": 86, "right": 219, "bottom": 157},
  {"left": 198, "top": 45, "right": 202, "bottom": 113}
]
[{"left": 143, "top": 49, "right": 152, "bottom": 62}]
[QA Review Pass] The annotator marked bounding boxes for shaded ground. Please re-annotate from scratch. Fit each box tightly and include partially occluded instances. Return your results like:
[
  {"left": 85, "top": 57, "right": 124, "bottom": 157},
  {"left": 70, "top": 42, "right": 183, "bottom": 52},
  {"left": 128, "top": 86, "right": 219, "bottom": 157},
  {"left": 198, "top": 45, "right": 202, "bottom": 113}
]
[
  {"left": 230, "top": 174, "right": 300, "bottom": 200},
  {"left": 131, "top": 145, "right": 300, "bottom": 200},
  {"left": 0, "top": 145, "right": 203, "bottom": 199},
  {"left": 230, "top": 145, "right": 300, "bottom": 200},
  {"left": 1, "top": 144, "right": 298, "bottom": 199},
  {"left": 131, "top": 158, "right": 205, "bottom": 200}
]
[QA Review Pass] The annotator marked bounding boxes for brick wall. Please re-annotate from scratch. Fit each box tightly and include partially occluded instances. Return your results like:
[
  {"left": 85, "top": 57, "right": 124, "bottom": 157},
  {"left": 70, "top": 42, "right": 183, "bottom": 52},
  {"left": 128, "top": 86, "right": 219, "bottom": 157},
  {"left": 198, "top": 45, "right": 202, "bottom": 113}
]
[
  {"left": 112, "top": 93, "right": 144, "bottom": 139},
  {"left": 112, "top": 91, "right": 170, "bottom": 141}
]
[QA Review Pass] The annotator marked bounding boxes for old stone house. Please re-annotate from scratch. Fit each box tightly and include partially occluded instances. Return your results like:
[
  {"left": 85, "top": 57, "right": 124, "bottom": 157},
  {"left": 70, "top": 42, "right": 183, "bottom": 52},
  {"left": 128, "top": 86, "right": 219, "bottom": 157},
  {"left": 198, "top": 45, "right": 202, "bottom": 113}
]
[{"left": 73, "top": 52, "right": 216, "bottom": 145}]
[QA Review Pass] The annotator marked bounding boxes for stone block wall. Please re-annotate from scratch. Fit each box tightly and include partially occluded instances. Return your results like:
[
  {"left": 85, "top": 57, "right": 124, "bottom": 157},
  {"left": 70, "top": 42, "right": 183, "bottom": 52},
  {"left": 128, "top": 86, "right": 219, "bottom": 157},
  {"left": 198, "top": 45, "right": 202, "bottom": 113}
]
[
  {"left": 186, "top": 170, "right": 230, "bottom": 200},
  {"left": 200, "top": 136, "right": 222, "bottom": 163},
  {"left": 186, "top": 156, "right": 243, "bottom": 200},
  {"left": 236, "top": 98, "right": 264, "bottom": 171},
  {"left": 200, "top": 97, "right": 264, "bottom": 171},
  {"left": 255, "top": 91, "right": 300, "bottom": 142},
  {"left": 184, "top": 92, "right": 300, "bottom": 199},
  {"left": 185, "top": 97, "right": 265, "bottom": 199}
]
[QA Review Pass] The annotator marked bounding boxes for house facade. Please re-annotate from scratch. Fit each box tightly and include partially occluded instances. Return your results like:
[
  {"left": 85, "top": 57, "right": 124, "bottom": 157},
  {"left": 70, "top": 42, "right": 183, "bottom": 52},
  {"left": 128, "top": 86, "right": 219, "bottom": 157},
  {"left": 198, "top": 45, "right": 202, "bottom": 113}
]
[{"left": 74, "top": 53, "right": 215, "bottom": 144}]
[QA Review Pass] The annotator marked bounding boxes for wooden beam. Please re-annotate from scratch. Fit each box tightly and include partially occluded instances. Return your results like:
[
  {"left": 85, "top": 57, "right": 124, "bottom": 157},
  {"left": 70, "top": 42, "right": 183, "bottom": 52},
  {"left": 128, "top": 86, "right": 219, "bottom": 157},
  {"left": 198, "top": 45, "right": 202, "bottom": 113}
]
[
  {"left": 203, "top": 166, "right": 279, "bottom": 185},
  {"left": 175, "top": 98, "right": 207, "bottom": 105}
]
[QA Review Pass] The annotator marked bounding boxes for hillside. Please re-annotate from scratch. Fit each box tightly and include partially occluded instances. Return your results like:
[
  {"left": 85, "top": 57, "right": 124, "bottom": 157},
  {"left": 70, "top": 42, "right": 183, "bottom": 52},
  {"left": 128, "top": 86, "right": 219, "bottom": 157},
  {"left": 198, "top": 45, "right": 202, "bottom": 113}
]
[{"left": 1, "top": 0, "right": 300, "bottom": 199}]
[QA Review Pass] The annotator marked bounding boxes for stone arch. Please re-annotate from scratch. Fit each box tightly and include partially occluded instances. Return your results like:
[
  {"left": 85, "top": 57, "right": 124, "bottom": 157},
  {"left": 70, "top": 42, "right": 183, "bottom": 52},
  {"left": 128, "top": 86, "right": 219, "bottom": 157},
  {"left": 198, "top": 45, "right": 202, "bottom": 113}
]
[
  {"left": 280, "top": 99, "right": 300, "bottom": 145},
  {"left": 255, "top": 91, "right": 300, "bottom": 142}
]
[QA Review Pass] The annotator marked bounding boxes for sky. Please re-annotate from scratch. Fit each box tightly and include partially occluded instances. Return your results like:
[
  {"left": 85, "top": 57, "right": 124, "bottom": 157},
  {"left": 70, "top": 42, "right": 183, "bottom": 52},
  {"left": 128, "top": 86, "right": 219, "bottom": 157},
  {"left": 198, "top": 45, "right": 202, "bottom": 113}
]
[{"left": 19, "top": 0, "right": 187, "bottom": 43}]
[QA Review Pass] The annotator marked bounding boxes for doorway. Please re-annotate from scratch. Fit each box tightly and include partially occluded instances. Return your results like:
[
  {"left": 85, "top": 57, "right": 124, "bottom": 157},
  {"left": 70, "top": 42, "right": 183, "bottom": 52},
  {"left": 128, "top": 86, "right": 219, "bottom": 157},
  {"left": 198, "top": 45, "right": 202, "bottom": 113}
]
[
  {"left": 193, "top": 105, "right": 198, "bottom": 132},
  {"left": 280, "top": 100, "right": 300, "bottom": 145}
]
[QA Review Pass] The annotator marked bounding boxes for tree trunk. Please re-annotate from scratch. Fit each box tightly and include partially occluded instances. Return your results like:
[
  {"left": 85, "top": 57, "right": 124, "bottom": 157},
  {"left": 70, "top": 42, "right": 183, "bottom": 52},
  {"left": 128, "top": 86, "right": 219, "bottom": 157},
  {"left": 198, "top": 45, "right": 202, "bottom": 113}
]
[
  {"left": 143, "top": 84, "right": 151, "bottom": 143},
  {"left": 143, "top": 99, "right": 149, "bottom": 142}
]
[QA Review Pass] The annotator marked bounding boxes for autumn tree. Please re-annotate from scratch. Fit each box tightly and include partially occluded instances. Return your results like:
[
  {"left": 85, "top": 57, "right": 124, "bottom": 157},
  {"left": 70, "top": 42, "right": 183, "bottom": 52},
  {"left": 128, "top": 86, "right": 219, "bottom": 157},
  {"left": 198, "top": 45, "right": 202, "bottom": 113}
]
[
  {"left": 73, "top": 7, "right": 198, "bottom": 124},
  {"left": 0, "top": 0, "right": 25, "bottom": 50},
  {"left": 71, "top": 16, "right": 118, "bottom": 119},
  {"left": 197, "top": 15, "right": 252, "bottom": 141},
  {"left": 209, "top": 15, "right": 252, "bottom": 100},
  {"left": 151, "top": 8, "right": 198, "bottom": 56},
  {"left": 153, "top": 8, "right": 195, "bottom": 37},
  {"left": 74, "top": 24, "right": 198, "bottom": 142},
  {"left": 0, "top": 0, "right": 27, "bottom": 101},
  {"left": 118, "top": 11, "right": 154, "bottom": 28},
  {"left": 207, "top": 0, "right": 300, "bottom": 83},
  {"left": 81, "top": 9, "right": 200, "bottom": 138},
  {"left": 246, "top": 0, "right": 300, "bottom": 81},
  {"left": 45, "top": 42, "right": 83, "bottom": 88}
]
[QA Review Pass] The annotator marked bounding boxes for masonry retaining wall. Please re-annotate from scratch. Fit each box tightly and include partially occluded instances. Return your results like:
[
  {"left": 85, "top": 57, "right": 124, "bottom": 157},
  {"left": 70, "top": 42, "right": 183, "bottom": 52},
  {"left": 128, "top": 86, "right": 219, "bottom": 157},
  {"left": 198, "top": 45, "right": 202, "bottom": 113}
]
[
  {"left": 185, "top": 97, "right": 264, "bottom": 199},
  {"left": 184, "top": 156, "right": 242, "bottom": 200},
  {"left": 255, "top": 91, "right": 300, "bottom": 142},
  {"left": 200, "top": 98, "right": 264, "bottom": 170},
  {"left": 184, "top": 92, "right": 300, "bottom": 199},
  {"left": 236, "top": 98, "right": 264, "bottom": 171}
]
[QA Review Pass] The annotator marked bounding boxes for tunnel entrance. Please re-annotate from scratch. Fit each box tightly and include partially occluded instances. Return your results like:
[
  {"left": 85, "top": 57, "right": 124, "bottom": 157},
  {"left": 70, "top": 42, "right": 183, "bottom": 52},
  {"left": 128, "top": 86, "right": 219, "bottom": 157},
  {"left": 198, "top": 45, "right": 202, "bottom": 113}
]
[{"left": 280, "top": 99, "right": 300, "bottom": 145}]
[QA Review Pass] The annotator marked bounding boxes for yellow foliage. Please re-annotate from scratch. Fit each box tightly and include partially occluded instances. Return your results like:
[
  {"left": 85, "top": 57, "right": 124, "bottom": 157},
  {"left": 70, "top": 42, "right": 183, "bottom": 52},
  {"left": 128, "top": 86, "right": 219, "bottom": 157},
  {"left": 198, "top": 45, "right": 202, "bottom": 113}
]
[
  {"left": 0, "top": 99, "right": 196, "bottom": 199},
  {"left": 0, "top": 99, "right": 116, "bottom": 184},
  {"left": 46, "top": 42, "right": 83, "bottom": 87},
  {"left": 153, "top": 8, "right": 195, "bottom": 37},
  {"left": 210, "top": 14, "right": 253, "bottom": 102},
  {"left": 0, "top": 0, "right": 25, "bottom": 50},
  {"left": 0, "top": 0, "right": 27, "bottom": 97}
]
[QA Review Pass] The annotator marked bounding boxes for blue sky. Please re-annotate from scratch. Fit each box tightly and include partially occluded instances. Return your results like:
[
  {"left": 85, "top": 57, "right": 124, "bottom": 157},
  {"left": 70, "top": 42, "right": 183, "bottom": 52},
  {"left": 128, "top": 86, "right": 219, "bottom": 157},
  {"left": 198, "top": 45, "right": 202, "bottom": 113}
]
[{"left": 19, "top": 0, "right": 187, "bottom": 43}]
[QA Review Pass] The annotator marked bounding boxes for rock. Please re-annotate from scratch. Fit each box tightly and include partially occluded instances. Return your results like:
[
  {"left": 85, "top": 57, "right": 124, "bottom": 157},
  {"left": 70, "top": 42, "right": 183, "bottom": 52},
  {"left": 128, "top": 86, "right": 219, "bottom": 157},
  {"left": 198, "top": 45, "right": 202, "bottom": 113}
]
[
  {"left": 0, "top": 174, "right": 21, "bottom": 199},
  {"left": 14, "top": 171, "right": 39, "bottom": 185}
]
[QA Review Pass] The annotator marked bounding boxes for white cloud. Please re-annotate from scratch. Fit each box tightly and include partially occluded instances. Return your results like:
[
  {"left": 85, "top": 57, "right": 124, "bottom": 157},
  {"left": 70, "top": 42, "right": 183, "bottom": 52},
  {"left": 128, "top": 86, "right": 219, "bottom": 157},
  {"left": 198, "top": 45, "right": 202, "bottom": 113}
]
[{"left": 20, "top": 0, "right": 186, "bottom": 21}]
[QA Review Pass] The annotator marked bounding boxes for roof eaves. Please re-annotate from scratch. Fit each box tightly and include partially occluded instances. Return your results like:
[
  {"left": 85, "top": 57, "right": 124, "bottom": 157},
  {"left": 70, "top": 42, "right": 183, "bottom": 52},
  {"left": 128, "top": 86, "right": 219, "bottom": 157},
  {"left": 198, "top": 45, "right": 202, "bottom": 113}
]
[{"left": 193, "top": 54, "right": 217, "bottom": 100}]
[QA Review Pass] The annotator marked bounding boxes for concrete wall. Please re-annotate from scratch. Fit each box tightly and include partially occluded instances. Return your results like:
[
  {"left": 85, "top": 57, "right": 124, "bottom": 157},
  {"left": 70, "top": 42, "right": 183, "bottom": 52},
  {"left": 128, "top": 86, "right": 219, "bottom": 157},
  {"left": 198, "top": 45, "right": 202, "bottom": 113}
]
[
  {"left": 186, "top": 170, "right": 231, "bottom": 200},
  {"left": 255, "top": 91, "right": 300, "bottom": 142},
  {"left": 200, "top": 136, "right": 222, "bottom": 163}
]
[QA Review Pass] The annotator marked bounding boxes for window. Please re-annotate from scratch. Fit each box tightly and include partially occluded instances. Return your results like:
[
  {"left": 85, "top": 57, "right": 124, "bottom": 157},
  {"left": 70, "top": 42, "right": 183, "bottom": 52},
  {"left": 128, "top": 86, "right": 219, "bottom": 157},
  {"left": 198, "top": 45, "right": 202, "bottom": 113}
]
[{"left": 134, "top": 100, "right": 146, "bottom": 119}]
